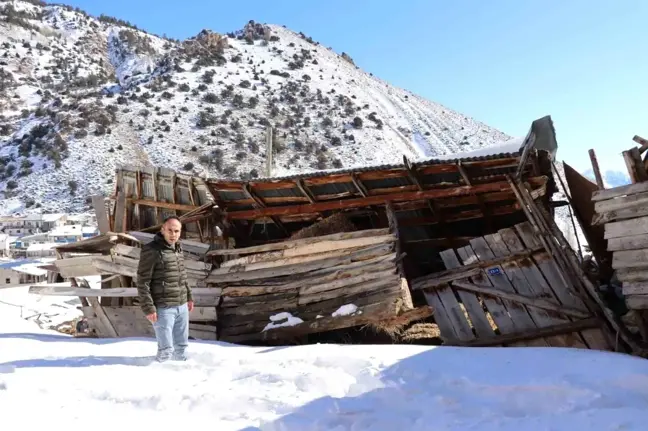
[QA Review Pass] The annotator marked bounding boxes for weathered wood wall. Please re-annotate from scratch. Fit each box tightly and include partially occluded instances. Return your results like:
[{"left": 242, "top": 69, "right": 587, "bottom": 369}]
[{"left": 412, "top": 221, "right": 611, "bottom": 350}]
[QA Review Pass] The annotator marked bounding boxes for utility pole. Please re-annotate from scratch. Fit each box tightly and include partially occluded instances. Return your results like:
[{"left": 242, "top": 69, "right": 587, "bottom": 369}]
[{"left": 265, "top": 126, "right": 273, "bottom": 177}]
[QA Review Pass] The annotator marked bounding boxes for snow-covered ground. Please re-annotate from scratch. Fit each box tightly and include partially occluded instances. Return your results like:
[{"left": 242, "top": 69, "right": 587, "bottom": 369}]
[{"left": 2, "top": 284, "right": 648, "bottom": 429}]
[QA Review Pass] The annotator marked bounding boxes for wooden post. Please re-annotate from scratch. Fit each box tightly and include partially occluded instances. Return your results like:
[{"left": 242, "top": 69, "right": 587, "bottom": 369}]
[
  {"left": 588, "top": 149, "right": 605, "bottom": 190},
  {"left": 633, "top": 135, "right": 648, "bottom": 154},
  {"left": 623, "top": 147, "right": 648, "bottom": 183},
  {"left": 385, "top": 202, "right": 414, "bottom": 310}
]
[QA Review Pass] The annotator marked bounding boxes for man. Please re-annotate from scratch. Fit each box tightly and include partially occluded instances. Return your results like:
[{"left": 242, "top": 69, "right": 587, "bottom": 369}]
[{"left": 137, "top": 216, "right": 194, "bottom": 362}]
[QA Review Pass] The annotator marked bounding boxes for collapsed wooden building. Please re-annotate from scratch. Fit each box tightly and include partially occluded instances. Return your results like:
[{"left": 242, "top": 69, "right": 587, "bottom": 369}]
[
  {"left": 562, "top": 135, "right": 648, "bottom": 354},
  {"left": 30, "top": 115, "right": 637, "bottom": 353}
]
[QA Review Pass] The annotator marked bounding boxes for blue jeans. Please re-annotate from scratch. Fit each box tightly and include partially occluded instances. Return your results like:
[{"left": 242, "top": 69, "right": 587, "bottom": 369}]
[{"left": 152, "top": 303, "right": 189, "bottom": 362}]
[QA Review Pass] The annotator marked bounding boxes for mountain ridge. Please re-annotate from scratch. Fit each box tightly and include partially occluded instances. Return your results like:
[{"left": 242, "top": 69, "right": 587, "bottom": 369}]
[{"left": 0, "top": 0, "right": 512, "bottom": 215}]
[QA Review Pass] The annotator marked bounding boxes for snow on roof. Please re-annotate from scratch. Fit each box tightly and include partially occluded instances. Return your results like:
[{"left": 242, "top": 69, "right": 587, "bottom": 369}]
[
  {"left": 48, "top": 225, "right": 84, "bottom": 236},
  {"left": 82, "top": 226, "right": 98, "bottom": 234},
  {"left": 42, "top": 213, "right": 66, "bottom": 222},
  {"left": 11, "top": 264, "right": 48, "bottom": 276},
  {"left": 26, "top": 243, "right": 58, "bottom": 252},
  {"left": 435, "top": 136, "right": 525, "bottom": 160},
  {"left": 0, "top": 257, "right": 54, "bottom": 276}
]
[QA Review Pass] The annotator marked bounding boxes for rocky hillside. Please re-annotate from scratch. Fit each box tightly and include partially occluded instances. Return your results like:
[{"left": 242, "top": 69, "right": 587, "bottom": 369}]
[{"left": 0, "top": 0, "right": 511, "bottom": 214}]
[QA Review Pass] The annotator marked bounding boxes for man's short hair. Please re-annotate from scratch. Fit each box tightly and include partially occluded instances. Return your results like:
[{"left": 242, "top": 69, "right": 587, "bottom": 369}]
[{"left": 163, "top": 215, "right": 181, "bottom": 225}]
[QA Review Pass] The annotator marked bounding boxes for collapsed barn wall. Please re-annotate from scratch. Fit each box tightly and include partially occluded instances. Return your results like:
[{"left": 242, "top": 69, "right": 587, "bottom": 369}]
[{"left": 29, "top": 115, "right": 634, "bottom": 351}]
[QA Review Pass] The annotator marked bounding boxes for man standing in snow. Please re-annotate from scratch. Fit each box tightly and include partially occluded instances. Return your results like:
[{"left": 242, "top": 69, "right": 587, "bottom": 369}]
[{"left": 137, "top": 216, "right": 194, "bottom": 362}]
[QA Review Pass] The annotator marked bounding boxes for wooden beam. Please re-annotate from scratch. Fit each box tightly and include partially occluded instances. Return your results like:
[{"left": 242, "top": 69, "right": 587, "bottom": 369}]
[
  {"left": 411, "top": 245, "right": 544, "bottom": 290},
  {"left": 385, "top": 201, "right": 414, "bottom": 310},
  {"left": 224, "top": 178, "right": 547, "bottom": 220},
  {"left": 30, "top": 285, "right": 222, "bottom": 297},
  {"left": 295, "top": 179, "right": 317, "bottom": 203},
  {"left": 113, "top": 191, "right": 127, "bottom": 233},
  {"left": 207, "top": 228, "right": 389, "bottom": 256},
  {"left": 588, "top": 149, "right": 605, "bottom": 190},
  {"left": 623, "top": 147, "right": 648, "bottom": 183},
  {"left": 634, "top": 135, "right": 648, "bottom": 154},
  {"left": 456, "top": 161, "right": 472, "bottom": 186},
  {"left": 91, "top": 195, "right": 111, "bottom": 234},
  {"left": 110, "top": 198, "right": 198, "bottom": 212},
  {"left": 514, "top": 131, "right": 536, "bottom": 180},
  {"left": 350, "top": 173, "right": 369, "bottom": 198},
  {"left": 242, "top": 183, "right": 289, "bottom": 237},
  {"left": 592, "top": 181, "right": 648, "bottom": 203},
  {"left": 454, "top": 318, "right": 600, "bottom": 347},
  {"left": 451, "top": 281, "right": 590, "bottom": 319}
]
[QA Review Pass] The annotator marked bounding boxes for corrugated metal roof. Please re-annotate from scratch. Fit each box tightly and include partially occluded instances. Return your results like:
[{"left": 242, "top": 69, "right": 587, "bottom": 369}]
[{"left": 205, "top": 150, "right": 522, "bottom": 185}]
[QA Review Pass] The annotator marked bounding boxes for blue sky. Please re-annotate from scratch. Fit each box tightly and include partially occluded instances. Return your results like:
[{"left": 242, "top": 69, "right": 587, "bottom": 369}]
[{"left": 60, "top": 0, "right": 648, "bottom": 173}]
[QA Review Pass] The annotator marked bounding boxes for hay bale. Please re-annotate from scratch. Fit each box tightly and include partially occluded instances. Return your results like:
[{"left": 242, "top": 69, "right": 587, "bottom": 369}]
[
  {"left": 399, "top": 323, "right": 442, "bottom": 344},
  {"left": 290, "top": 212, "right": 357, "bottom": 240}
]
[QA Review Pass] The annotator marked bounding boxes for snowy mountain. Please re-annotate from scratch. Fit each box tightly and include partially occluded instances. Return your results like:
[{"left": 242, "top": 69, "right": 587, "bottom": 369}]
[
  {"left": 582, "top": 168, "right": 630, "bottom": 189},
  {"left": 0, "top": 0, "right": 512, "bottom": 214}
]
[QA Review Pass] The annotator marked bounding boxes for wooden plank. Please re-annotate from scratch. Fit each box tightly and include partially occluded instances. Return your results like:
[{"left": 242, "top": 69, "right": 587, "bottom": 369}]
[
  {"left": 224, "top": 179, "right": 547, "bottom": 220},
  {"left": 594, "top": 191, "right": 648, "bottom": 213},
  {"left": 588, "top": 149, "right": 605, "bottom": 190},
  {"left": 623, "top": 147, "right": 648, "bottom": 183},
  {"left": 592, "top": 181, "right": 648, "bottom": 202},
  {"left": 205, "top": 244, "right": 395, "bottom": 283},
  {"left": 421, "top": 289, "right": 460, "bottom": 343},
  {"left": 219, "top": 285, "right": 402, "bottom": 333},
  {"left": 299, "top": 268, "right": 396, "bottom": 296},
  {"left": 485, "top": 232, "right": 572, "bottom": 347},
  {"left": 634, "top": 135, "right": 648, "bottom": 153},
  {"left": 411, "top": 246, "right": 544, "bottom": 290},
  {"left": 593, "top": 205, "right": 648, "bottom": 226},
  {"left": 612, "top": 249, "right": 648, "bottom": 269},
  {"left": 466, "top": 238, "right": 540, "bottom": 346},
  {"left": 189, "top": 323, "right": 217, "bottom": 341},
  {"left": 113, "top": 191, "right": 127, "bottom": 233},
  {"left": 438, "top": 249, "right": 494, "bottom": 338},
  {"left": 423, "top": 252, "right": 474, "bottom": 342},
  {"left": 513, "top": 223, "right": 607, "bottom": 350},
  {"left": 220, "top": 235, "right": 395, "bottom": 268},
  {"left": 208, "top": 229, "right": 390, "bottom": 256},
  {"left": 92, "top": 195, "right": 111, "bottom": 234},
  {"left": 220, "top": 291, "right": 298, "bottom": 307},
  {"left": 93, "top": 259, "right": 137, "bottom": 278},
  {"left": 220, "top": 299, "right": 300, "bottom": 317},
  {"left": 625, "top": 295, "right": 648, "bottom": 310},
  {"left": 606, "top": 217, "right": 648, "bottom": 239},
  {"left": 86, "top": 305, "right": 154, "bottom": 338},
  {"left": 451, "top": 281, "right": 590, "bottom": 319},
  {"left": 223, "top": 300, "right": 397, "bottom": 342},
  {"left": 616, "top": 268, "right": 648, "bottom": 283},
  {"left": 498, "top": 227, "right": 588, "bottom": 348},
  {"left": 455, "top": 245, "right": 517, "bottom": 337},
  {"left": 87, "top": 298, "right": 118, "bottom": 337},
  {"left": 212, "top": 242, "right": 393, "bottom": 275},
  {"left": 384, "top": 201, "right": 414, "bottom": 310},
  {"left": 29, "top": 285, "right": 223, "bottom": 297},
  {"left": 222, "top": 259, "right": 395, "bottom": 298},
  {"left": 622, "top": 282, "right": 648, "bottom": 295},
  {"left": 114, "top": 244, "right": 140, "bottom": 259},
  {"left": 455, "top": 318, "right": 601, "bottom": 347},
  {"left": 298, "top": 276, "right": 400, "bottom": 306},
  {"left": 55, "top": 255, "right": 110, "bottom": 268}
]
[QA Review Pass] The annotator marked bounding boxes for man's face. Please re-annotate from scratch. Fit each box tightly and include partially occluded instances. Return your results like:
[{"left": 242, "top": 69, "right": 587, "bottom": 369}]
[{"left": 161, "top": 219, "right": 182, "bottom": 245}]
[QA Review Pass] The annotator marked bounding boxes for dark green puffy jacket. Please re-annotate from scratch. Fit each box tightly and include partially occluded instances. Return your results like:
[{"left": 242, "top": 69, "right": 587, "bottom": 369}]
[{"left": 136, "top": 232, "right": 193, "bottom": 315}]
